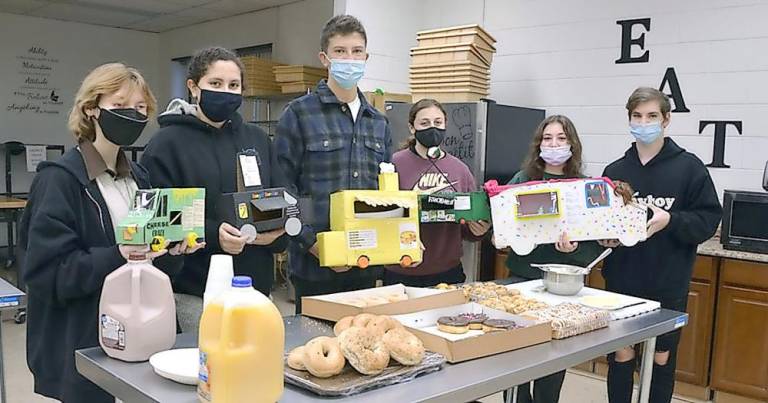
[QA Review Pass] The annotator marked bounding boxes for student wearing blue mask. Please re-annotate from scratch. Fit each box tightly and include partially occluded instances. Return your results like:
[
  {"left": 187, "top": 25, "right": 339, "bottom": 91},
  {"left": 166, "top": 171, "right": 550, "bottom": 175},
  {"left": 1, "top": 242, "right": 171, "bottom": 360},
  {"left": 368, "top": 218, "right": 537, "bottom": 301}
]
[
  {"left": 275, "top": 15, "right": 392, "bottom": 313},
  {"left": 142, "top": 47, "right": 288, "bottom": 299},
  {"left": 600, "top": 87, "right": 721, "bottom": 403}
]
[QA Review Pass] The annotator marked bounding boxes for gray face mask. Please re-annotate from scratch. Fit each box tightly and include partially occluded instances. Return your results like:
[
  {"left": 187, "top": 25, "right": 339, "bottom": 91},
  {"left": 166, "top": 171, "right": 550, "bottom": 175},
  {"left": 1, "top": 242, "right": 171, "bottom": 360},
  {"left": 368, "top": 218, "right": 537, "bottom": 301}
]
[{"left": 97, "top": 108, "right": 148, "bottom": 146}]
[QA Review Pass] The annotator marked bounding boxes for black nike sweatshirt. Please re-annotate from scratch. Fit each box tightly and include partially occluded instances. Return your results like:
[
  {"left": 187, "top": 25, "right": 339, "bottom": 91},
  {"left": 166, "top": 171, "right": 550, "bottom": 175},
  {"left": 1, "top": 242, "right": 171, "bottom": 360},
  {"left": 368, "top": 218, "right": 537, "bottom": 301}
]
[
  {"left": 141, "top": 100, "right": 287, "bottom": 297},
  {"left": 601, "top": 138, "right": 722, "bottom": 300}
]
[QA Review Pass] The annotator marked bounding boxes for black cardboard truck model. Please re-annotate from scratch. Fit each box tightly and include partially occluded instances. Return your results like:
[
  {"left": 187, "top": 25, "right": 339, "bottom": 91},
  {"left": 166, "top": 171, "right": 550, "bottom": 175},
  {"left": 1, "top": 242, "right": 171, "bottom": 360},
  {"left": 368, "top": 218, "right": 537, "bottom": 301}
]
[{"left": 218, "top": 187, "right": 302, "bottom": 240}]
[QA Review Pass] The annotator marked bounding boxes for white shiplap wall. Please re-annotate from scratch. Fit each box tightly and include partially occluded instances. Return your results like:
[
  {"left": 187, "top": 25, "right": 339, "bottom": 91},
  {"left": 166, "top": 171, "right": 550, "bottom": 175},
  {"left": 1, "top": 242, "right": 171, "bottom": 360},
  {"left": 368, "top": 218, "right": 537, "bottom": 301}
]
[{"left": 347, "top": 0, "right": 768, "bottom": 197}]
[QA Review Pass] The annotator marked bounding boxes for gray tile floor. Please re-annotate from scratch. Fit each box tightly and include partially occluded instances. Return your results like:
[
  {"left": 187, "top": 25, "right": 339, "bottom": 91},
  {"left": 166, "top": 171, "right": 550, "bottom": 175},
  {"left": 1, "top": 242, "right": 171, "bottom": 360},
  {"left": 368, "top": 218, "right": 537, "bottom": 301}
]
[{"left": 0, "top": 280, "right": 704, "bottom": 403}]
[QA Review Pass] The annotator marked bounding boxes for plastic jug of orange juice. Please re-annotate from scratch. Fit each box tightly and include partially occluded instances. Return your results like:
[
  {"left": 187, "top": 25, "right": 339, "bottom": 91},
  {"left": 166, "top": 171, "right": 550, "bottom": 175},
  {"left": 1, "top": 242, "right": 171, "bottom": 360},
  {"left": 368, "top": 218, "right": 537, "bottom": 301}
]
[
  {"left": 197, "top": 276, "right": 285, "bottom": 403},
  {"left": 99, "top": 253, "right": 176, "bottom": 362}
]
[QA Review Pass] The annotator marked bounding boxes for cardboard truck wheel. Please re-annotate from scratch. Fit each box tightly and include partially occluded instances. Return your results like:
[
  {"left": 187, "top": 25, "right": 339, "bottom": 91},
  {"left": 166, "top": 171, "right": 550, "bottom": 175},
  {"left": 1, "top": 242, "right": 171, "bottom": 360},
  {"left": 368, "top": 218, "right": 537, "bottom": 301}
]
[
  {"left": 400, "top": 255, "right": 413, "bottom": 267},
  {"left": 186, "top": 232, "right": 198, "bottom": 248},
  {"left": 510, "top": 239, "right": 537, "bottom": 256},
  {"left": 284, "top": 217, "right": 302, "bottom": 237},
  {"left": 357, "top": 255, "right": 370, "bottom": 269},
  {"left": 150, "top": 236, "right": 165, "bottom": 252},
  {"left": 240, "top": 224, "right": 257, "bottom": 243}
]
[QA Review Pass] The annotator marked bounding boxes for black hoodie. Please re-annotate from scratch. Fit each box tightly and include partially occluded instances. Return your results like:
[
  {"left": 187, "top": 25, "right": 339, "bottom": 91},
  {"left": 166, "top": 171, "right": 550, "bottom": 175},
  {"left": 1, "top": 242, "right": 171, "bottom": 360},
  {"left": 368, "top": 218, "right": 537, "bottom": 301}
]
[
  {"left": 141, "top": 101, "right": 287, "bottom": 297},
  {"left": 19, "top": 147, "right": 151, "bottom": 403},
  {"left": 601, "top": 138, "right": 722, "bottom": 300}
]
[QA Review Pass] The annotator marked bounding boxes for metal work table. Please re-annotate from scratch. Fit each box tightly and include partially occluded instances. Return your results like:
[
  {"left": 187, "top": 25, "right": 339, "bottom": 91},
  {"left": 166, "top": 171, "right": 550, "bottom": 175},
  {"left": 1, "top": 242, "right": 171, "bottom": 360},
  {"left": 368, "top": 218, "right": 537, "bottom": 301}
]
[
  {"left": 76, "top": 309, "right": 687, "bottom": 403},
  {"left": 0, "top": 277, "right": 25, "bottom": 403}
]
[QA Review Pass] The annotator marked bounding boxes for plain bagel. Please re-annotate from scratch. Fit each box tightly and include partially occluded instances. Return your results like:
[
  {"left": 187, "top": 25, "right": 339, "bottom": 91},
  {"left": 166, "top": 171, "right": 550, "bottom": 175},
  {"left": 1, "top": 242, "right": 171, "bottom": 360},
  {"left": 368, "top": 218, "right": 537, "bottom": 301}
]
[
  {"left": 286, "top": 346, "right": 306, "bottom": 371},
  {"left": 333, "top": 316, "right": 354, "bottom": 336},
  {"left": 301, "top": 336, "right": 346, "bottom": 378},
  {"left": 382, "top": 327, "right": 425, "bottom": 366}
]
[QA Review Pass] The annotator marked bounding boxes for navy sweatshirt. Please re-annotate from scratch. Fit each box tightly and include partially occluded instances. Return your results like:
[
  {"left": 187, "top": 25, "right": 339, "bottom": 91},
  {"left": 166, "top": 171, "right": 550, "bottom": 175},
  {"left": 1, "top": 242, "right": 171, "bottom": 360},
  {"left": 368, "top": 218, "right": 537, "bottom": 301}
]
[
  {"left": 19, "top": 148, "right": 152, "bottom": 403},
  {"left": 601, "top": 138, "right": 722, "bottom": 300},
  {"left": 141, "top": 102, "right": 287, "bottom": 297}
]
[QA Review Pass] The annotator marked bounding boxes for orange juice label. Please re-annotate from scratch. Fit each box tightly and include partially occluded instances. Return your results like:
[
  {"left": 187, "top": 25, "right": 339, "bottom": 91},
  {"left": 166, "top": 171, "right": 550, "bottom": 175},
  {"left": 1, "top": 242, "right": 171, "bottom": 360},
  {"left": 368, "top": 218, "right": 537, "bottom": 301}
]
[{"left": 197, "top": 350, "right": 211, "bottom": 402}]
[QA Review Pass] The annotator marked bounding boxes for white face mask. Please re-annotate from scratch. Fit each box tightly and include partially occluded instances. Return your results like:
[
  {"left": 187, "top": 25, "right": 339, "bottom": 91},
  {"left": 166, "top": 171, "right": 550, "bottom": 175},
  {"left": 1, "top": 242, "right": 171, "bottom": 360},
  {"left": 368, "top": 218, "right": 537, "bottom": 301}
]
[{"left": 539, "top": 145, "right": 572, "bottom": 166}]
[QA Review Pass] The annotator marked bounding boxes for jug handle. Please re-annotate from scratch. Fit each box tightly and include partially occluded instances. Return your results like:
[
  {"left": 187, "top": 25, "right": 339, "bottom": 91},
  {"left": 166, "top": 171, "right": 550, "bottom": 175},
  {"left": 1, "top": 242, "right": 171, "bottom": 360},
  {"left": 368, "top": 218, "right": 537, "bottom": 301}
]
[{"left": 131, "top": 265, "right": 141, "bottom": 307}]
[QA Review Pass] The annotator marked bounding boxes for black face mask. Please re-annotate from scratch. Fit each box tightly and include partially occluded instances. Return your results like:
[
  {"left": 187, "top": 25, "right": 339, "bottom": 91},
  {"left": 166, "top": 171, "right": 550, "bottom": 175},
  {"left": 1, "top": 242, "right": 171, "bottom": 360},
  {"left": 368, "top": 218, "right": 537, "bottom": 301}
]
[
  {"left": 97, "top": 108, "right": 148, "bottom": 146},
  {"left": 414, "top": 126, "right": 446, "bottom": 148},
  {"left": 198, "top": 88, "right": 242, "bottom": 122}
]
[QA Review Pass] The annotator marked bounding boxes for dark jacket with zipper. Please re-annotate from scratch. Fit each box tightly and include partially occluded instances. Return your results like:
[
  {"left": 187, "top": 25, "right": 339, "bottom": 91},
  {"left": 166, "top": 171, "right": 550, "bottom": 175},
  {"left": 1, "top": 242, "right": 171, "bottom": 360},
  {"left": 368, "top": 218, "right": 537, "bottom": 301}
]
[
  {"left": 141, "top": 103, "right": 287, "bottom": 297},
  {"left": 19, "top": 146, "right": 152, "bottom": 403}
]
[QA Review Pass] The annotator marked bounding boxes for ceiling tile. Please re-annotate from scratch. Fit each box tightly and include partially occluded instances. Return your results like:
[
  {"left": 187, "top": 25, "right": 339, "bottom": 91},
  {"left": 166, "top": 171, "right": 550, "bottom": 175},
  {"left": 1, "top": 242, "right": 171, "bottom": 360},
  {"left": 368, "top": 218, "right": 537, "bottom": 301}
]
[
  {"left": 123, "top": 14, "right": 200, "bottom": 33},
  {"left": 29, "top": 3, "right": 149, "bottom": 27},
  {"left": 0, "top": 0, "right": 48, "bottom": 14}
]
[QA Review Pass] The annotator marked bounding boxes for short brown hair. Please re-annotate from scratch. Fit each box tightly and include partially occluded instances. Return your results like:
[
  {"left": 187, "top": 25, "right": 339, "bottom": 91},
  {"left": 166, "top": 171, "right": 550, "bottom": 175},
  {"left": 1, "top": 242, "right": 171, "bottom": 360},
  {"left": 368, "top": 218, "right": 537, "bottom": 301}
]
[
  {"left": 321, "top": 15, "right": 367, "bottom": 52},
  {"left": 68, "top": 63, "right": 157, "bottom": 143},
  {"left": 401, "top": 98, "right": 447, "bottom": 150},
  {"left": 521, "top": 115, "right": 584, "bottom": 180},
  {"left": 626, "top": 87, "right": 671, "bottom": 118}
]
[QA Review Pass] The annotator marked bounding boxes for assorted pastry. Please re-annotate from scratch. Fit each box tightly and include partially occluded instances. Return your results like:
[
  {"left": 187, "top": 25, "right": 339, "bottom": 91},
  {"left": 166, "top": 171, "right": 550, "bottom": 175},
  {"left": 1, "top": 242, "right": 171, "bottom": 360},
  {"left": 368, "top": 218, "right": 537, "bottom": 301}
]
[
  {"left": 436, "top": 313, "right": 525, "bottom": 335},
  {"left": 477, "top": 294, "right": 549, "bottom": 314},
  {"left": 286, "top": 313, "right": 425, "bottom": 378},
  {"left": 339, "top": 292, "right": 409, "bottom": 307}
]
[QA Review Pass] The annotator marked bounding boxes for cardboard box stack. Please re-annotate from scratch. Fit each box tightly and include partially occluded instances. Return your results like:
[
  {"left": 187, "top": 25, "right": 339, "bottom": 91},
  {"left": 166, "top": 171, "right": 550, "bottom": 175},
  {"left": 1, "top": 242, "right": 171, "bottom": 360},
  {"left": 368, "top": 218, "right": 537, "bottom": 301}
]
[
  {"left": 273, "top": 65, "right": 327, "bottom": 94},
  {"left": 241, "top": 55, "right": 283, "bottom": 97},
  {"left": 410, "top": 24, "right": 496, "bottom": 102}
]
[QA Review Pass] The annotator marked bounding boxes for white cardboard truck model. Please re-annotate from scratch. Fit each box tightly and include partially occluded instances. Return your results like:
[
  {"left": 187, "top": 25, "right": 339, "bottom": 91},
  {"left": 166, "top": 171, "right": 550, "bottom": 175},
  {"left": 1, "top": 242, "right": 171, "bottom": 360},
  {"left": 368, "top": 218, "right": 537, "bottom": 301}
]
[{"left": 484, "top": 177, "right": 647, "bottom": 255}]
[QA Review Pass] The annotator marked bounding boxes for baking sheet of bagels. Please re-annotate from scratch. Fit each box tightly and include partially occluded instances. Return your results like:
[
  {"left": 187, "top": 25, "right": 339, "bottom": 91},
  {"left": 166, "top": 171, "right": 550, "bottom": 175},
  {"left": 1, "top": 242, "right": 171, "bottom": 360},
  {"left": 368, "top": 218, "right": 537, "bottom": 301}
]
[
  {"left": 301, "top": 284, "right": 466, "bottom": 322},
  {"left": 392, "top": 303, "right": 551, "bottom": 363}
]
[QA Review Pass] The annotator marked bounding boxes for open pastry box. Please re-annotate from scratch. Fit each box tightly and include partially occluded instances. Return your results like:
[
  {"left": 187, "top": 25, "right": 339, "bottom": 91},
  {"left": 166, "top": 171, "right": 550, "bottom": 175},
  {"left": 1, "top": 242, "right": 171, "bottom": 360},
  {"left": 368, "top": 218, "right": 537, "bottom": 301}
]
[
  {"left": 301, "top": 284, "right": 466, "bottom": 322},
  {"left": 392, "top": 303, "right": 552, "bottom": 363}
]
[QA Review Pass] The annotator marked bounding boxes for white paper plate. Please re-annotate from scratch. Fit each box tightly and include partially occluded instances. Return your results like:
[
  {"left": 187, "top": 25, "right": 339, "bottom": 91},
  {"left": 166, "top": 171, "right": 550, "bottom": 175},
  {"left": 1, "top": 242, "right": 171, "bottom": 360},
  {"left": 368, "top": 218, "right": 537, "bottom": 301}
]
[
  {"left": 149, "top": 348, "right": 199, "bottom": 385},
  {"left": 579, "top": 295, "right": 625, "bottom": 310}
]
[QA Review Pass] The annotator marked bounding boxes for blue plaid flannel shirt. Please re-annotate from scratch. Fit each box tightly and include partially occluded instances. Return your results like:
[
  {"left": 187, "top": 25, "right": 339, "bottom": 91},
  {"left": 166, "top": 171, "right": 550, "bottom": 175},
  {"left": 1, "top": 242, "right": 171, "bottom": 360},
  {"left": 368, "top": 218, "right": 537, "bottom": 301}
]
[{"left": 275, "top": 80, "right": 392, "bottom": 281}]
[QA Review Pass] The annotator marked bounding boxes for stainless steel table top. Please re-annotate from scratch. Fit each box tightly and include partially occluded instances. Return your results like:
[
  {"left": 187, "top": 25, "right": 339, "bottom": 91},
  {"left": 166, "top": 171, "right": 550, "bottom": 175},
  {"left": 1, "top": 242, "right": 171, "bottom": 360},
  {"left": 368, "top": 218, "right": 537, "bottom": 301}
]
[{"left": 76, "top": 309, "right": 687, "bottom": 403}]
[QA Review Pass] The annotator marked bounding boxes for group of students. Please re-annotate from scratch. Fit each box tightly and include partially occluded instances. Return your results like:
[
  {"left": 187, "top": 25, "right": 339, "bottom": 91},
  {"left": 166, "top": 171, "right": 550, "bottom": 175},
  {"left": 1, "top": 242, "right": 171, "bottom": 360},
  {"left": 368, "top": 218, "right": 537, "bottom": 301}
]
[{"left": 17, "top": 13, "right": 721, "bottom": 403}]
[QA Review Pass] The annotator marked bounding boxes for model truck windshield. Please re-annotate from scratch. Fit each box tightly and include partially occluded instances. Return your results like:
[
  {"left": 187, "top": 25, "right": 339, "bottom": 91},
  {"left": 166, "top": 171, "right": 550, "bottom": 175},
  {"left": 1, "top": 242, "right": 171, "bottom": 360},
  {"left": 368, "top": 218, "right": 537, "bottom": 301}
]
[{"left": 135, "top": 190, "right": 157, "bottom": 211}]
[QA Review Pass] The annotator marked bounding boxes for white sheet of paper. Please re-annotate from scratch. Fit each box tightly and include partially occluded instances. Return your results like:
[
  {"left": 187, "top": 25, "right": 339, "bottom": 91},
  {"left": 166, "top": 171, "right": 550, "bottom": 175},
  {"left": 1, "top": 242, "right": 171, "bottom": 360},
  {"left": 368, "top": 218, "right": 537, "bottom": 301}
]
[
  {"left": 239, "top": 155, "right": 261, "bottom": 187},
  {"left": 25, "top": 145, "right": 46, "bottom": 173}
]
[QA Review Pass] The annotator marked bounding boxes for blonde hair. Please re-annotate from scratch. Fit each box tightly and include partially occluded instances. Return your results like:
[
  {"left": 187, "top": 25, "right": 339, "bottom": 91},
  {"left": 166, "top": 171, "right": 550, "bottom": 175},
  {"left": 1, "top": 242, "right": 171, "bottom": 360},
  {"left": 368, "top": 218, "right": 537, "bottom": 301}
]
[{"left": 68, "top": 63, "right": 157, "bottom": 143}]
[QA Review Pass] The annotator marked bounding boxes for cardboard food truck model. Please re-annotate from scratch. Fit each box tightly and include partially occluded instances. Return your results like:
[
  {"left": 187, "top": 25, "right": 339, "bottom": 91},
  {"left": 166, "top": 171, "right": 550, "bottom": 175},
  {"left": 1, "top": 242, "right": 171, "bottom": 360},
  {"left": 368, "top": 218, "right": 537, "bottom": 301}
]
[
  {"left": 218, "top": 187, "right": 302, "bottom": 241},
  {"left": 316, "top": 163, "right": 422, "bottom": 269},
  {"left": 485, "top": 177, "right": 647, "bottom": 256},
  {"left": 418, "top": 191, "right": 491, "bottom": 224},
  {"left": 116, "top": 188, "right": 206, "bottom": 252}
]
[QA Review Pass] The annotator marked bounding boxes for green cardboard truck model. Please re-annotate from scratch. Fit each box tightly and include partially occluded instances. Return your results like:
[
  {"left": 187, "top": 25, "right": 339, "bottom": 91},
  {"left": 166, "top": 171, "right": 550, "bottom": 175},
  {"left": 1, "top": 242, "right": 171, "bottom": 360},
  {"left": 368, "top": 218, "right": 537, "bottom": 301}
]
[
  {"left": 116, "top": 188, "right": 206, "bottom": 252},
  {"left": 418, "top": 191, "right": 491, "bottom": 224}
]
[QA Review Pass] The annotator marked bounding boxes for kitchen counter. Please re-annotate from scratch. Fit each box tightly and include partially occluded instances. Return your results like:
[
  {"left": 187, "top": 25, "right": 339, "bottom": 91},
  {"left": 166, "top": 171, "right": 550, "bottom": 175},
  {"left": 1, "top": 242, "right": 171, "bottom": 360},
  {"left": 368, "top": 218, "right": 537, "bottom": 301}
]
[{"left": 697, "top": 236, "right": 768, "bottom": 264}]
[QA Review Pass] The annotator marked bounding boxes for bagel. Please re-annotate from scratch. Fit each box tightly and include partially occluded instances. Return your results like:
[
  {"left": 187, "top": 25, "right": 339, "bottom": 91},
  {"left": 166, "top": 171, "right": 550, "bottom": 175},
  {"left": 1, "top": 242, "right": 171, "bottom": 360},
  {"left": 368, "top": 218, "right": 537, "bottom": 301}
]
[
  {"left": 382, "top": 327, "right": 425, "bottom": 366},
  {"left": 366, "top": 315, "right": 403, "bottom": 337},
  {"left": 351, "top": 313, "right": 377, "bottom": 328},
  {"left": 286, "top": 346, "right": 307, "bottom": 371},
  {"left": 338, "top": 326, "right": 390, "bottom": 375},
  {"left": 302, "top": 336, "right": 345, "bottom": 378},
  {"left": 333, "top": 316, "right": 354, "bottom": 336},
  {"left": 386, "top": 293, "right": 409, "bottom": 303}
]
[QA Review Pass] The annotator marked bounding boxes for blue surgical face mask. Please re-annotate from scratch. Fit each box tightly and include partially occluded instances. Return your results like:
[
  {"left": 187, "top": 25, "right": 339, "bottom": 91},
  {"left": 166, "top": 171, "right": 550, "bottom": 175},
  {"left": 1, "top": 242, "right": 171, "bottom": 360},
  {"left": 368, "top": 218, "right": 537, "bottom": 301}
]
[
  {"left": 630, "top": 121, "right": 664, "bottom": 144},
  {"left": 328, "top": 59, "right": 365, "bottom": 89},
  {"left": 539, "top": 145, "right": 572, "bottom": 166}
]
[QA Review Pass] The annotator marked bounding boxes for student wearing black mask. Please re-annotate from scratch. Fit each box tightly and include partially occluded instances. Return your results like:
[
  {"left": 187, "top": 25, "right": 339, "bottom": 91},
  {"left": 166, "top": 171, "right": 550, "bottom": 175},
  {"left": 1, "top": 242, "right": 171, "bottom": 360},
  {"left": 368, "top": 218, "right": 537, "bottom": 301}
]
[
  {"left": 20, "top": 63, "right": 199, "bottom": 403},
  {"left": 142, "top": 47, "right": 288, "bottom": 299}
]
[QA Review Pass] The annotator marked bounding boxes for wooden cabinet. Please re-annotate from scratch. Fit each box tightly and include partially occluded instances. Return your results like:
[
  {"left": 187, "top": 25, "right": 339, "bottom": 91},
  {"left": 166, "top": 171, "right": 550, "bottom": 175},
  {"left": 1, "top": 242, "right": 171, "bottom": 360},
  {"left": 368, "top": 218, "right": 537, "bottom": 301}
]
[
  {"left": 676, "top": 256, "right": 717, "bottom": 386},
  {"left": 711, "top": 259, "right": 768, "bottom": 400}
]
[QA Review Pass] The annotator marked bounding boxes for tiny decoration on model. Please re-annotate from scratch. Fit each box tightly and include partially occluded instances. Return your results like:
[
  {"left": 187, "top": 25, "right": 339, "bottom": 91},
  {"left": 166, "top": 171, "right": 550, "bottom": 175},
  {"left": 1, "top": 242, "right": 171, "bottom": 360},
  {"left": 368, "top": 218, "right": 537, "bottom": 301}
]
[{"left": 484, "top": 177, "right": 644, "bottom": 255}]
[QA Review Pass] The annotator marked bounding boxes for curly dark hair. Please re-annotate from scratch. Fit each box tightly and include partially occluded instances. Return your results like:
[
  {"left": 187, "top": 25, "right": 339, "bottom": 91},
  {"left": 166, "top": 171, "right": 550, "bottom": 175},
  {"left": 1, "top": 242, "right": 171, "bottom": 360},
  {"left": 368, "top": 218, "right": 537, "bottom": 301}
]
[
  {"left": 321, "top": 15, "right": 367, "bottom": 52},
  {"left": 186, "top": 46, "right": 246, "bottom": 94},
  {"left": 521, "top": 115, "right": 584, "bottom": 180}
]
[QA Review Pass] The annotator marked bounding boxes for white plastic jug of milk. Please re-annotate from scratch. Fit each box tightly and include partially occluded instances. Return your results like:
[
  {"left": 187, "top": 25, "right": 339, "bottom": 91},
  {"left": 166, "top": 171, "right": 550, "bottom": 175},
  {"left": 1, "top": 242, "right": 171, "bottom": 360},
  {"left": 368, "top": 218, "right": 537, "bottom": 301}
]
[
  {"left": 203, "top": 254, "right": 234, "bottom": 307},
  {"left": 99, "top": 253, "right": 176, "bottom": 362}
]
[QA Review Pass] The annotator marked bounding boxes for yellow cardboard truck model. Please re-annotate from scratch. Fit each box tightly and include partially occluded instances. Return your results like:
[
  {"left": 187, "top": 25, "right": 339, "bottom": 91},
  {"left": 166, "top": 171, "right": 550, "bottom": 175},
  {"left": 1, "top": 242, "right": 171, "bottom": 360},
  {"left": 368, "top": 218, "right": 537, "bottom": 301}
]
[{"left": 317, "top": 163, "right": 422, "bottom": 269}]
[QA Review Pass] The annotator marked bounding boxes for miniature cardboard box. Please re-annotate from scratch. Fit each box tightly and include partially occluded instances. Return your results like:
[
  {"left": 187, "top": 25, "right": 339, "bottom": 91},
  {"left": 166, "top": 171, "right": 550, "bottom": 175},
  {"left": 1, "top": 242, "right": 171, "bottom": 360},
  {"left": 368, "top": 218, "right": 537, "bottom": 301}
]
[
  {"left": 418, "top": 191, "right": 490, "bottom": 224},
  {"left": 218, "top": 187, "right": 302, "bottom": 237},
  {"left": 316, "top": 168, "right": 422, "bottom": 268},
  {"left": 485, "top": 177, "right": 647, "bottom": 255},
  {"left": 116, "top": 188, "right": 206, "bottom": 251}
]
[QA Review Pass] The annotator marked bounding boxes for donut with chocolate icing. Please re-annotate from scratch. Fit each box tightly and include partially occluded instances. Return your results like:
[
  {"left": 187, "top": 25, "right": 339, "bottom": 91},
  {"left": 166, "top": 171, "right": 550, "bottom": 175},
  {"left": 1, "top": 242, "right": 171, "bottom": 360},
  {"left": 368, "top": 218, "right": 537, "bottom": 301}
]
[{"left": 436, "top": 316, "right": 470, "bottom": 334}]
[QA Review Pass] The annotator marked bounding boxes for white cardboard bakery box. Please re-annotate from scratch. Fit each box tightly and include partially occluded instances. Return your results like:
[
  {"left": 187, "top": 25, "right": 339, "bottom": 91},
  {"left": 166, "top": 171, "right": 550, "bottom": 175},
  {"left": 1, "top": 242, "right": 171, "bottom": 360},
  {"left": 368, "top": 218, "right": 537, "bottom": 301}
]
[
  {"left": 301, "top": 284, "right": 466, "bottom": 322},
  {"left": 392, "top": 302, "right": 552, "bottom": 363}
]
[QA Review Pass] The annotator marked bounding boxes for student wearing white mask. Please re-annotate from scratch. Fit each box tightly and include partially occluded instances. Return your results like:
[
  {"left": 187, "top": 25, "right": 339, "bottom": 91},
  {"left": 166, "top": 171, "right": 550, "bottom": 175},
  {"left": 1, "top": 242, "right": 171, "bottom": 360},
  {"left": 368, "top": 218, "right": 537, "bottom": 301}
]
[{"left": 502, "top": 114, "right": 604, "bottom": 403}]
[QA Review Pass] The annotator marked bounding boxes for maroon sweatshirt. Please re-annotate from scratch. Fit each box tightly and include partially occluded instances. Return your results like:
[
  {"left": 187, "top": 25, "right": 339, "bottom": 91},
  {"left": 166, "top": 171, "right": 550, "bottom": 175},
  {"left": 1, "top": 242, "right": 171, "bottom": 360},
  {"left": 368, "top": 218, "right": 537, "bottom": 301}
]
[{"left": 386, "top": 148, "right": 483, "bottom": 276}]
